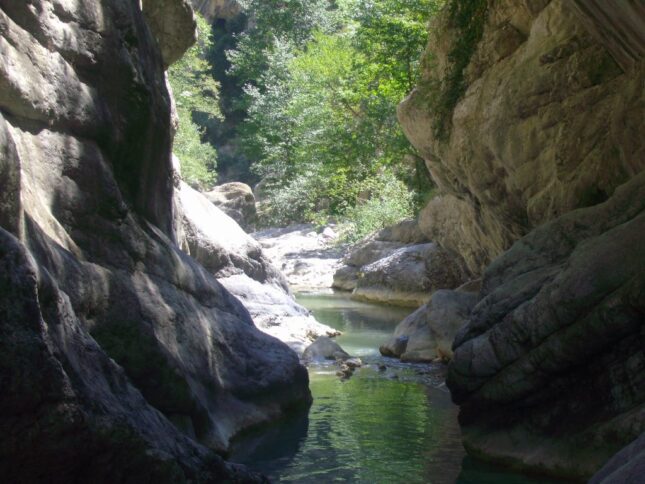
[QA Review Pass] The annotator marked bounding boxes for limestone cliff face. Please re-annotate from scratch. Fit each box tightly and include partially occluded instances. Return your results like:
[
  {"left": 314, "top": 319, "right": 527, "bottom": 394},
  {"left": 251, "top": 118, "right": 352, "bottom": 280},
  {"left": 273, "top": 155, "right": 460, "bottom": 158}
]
[
  {"left": 400, "top": 0, "right": 645, "bottom": 480},
  {"left": 0, "top": 1, "right": 308, "bottom": 481},
  {"left": 399, "top": 0, "right": 644, "bottom": 274}
]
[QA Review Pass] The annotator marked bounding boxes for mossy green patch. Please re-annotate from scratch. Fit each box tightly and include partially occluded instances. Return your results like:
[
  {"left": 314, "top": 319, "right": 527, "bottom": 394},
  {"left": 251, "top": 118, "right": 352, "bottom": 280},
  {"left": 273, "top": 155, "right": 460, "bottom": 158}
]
[{"left": 431, "top": 0, "right": 489, "bottom": 140}]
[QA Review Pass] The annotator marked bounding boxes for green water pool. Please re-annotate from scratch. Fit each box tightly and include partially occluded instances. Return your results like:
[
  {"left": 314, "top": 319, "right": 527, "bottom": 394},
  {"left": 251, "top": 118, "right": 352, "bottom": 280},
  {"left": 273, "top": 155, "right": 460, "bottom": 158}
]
[{"left": 230, "top": 292, "right": 566, "bottom": 484}]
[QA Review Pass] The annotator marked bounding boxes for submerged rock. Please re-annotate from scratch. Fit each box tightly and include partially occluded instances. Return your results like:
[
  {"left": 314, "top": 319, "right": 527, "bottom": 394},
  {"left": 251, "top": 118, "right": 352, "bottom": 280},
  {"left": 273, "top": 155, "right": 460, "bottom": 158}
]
[{"left": 302, "top": 336, "right": 351, "bottom": 363}]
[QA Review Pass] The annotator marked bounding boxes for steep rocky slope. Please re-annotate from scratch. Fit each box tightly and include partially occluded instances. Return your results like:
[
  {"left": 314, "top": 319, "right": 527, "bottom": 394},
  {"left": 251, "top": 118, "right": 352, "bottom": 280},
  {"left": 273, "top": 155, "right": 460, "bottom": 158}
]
[
  {"left": 399, "top": 0, "right": 644, "bottom": 275},
  {"left": 399, "top": 0, "right": 644, "bottom": 480},
  {"left": 175, "top": 181, "right": 339, "bottom": 354},
  {"left": 0, "top": 1, "right": 309, "bottom": 480}
]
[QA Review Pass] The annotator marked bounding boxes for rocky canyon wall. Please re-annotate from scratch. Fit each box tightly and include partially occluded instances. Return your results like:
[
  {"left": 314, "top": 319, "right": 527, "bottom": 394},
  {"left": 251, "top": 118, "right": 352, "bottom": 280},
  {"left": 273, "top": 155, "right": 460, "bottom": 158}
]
[
  {"left": 400, "top": 0, "right": 644, "bottom": 275},
  {"left": 0, "top": 0, "right": 309, "bottom": 481},
  {"left": 399, "top": 0, "right": 644, "bottom": 480}
]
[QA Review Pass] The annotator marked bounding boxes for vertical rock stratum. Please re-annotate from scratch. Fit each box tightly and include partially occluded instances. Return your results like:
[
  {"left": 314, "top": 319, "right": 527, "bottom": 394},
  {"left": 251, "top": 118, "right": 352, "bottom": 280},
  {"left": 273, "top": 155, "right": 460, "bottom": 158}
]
[
  {"left": 399, "top": 0, "right": 644, "bottom": 480},
  {"left": 0, "top": 1, "right": 309, "bottom": 481}
]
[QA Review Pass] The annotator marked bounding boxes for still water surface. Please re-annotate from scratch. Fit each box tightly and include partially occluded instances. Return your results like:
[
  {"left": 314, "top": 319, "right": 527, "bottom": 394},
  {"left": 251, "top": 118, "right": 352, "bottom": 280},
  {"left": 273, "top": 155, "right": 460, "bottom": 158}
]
[{"left": 230, "top": 292, "right": 564, "bottom": 484}]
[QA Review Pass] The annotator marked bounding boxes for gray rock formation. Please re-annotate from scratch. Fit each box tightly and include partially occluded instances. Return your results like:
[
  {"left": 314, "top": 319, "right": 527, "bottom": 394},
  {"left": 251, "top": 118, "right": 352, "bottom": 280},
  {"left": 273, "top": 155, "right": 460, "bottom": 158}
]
[
  {"left": 399, "top": 0, "right": 645, "bottom": 275},
  {"left": 380, "top": 288, "right": 478, "bottom": 362},
  {"left": 0, "top": 0, "right": 308, "bottom": 480},
  {"left": 205, "top": 182, "right": 257, "bottom": 230},
  {"left": 569, "top": 0, "right": 645, "bottom": 71},
  {"left": 175, "top": 181, "right": 339, "bottom": 354},
  {"left": 254, "top": 224, "right": 346, "bottom": 291},
  {"left": 447, "top": 172, "right": 645, "bottom": 480},
  {"left": 302, "top": 336, "right": 351, "bottom": 363},
  {"left": 333, "top": 220, "right": 468, "bottom": 307},
  {"left": 590, "top": 432, "right": 645, "bottom": 484},
  {"left": 142, "top": 0, "right": 197, "bottom": 68},
  {"left": 352, "top": 243, "right": 468, "bottom": 307},
  {"left": 374, "top": 219, "right": 428, "bottom": 244},
  {"left": 0, "top": 229, "right": 265, "bottom": 483},
  {"left": 397, "top": 0, "right": 645, "bottom": 478}
]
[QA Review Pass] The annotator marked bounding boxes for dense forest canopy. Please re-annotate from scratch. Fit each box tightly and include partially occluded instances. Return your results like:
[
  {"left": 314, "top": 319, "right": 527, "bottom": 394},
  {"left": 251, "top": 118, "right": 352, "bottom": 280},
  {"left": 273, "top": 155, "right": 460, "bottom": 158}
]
[{"left": 170, "top": 0, "right": 445, "bottom": 238}]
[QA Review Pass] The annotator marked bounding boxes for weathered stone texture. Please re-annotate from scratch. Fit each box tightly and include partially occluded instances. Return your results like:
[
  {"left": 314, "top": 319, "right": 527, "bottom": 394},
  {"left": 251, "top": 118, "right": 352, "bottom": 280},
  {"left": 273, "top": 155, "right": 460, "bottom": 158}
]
[
  {"left": 401, "top": 0, "right": 645, "bottom": 274},
  {"left": 0, "top": 1, "right": 308, "bottom": 480}
]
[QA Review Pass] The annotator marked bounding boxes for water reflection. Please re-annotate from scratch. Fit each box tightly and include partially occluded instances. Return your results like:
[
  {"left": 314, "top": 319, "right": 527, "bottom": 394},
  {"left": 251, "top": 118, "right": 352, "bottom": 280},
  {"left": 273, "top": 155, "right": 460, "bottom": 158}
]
[
  {"left": 232, "top": 367, "right": 465, "bottom": 483},
  {"left": 231, "top": 292, "right": 568, "bottom": 483}
]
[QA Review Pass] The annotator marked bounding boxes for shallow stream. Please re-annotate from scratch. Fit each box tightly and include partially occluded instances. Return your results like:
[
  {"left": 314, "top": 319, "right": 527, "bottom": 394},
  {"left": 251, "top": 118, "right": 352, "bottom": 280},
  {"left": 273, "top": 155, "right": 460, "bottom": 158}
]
[{"left": 230, "top": 292, "right": 563, "bottom": 483}]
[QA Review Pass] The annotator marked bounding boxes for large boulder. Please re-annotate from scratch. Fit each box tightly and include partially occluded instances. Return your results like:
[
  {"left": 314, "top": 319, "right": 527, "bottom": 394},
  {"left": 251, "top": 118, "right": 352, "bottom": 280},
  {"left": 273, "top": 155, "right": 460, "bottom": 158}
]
[
  {"left": 373, "top": 218, "right": 428, "bottom": 244},
  {"left": 333, "top": 220, "right": 469, "bottom": 307},
  {"left": 204, "top": 182, "right": 257, "bottom": 231},
  {"left": 0, "top": 229, "right": 265, "bottom": 483},
  {"left": 399, "top": 0, "right": 645, "bottom": 275},
  {"left": 352, "top": 243, "right": 468, "bottom": 307},
  {"left": 380, "top": 288, "right": 478, "bottom": 362},
  {"left": 142, "top": 0, "right": 198, "bottom": 68},
  {"left": 177, "top": 181, "right": 282, "bottom": 285},
  {"left": 0, "top": 0, "right": 307, "bottom": 480},
  {"left": 302, "top": 336, "right": 351, "bottom": 363},
  {"left": 446, "top": 172, "right": 645, "bottom": 480},
  {"left": 176, "top": 181, "right": 338, "bottom": 353}
]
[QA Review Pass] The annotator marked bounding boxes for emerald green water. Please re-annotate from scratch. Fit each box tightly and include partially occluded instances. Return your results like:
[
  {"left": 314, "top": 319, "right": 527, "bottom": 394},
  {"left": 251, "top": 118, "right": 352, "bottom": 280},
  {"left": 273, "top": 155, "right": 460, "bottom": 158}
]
[{"left": 230, "top": 292, "right": 565, "bottom": 483}]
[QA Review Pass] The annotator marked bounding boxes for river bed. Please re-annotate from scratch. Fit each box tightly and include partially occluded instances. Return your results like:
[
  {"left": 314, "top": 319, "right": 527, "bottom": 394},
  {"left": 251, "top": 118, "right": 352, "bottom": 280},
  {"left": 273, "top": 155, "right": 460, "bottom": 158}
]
[{"left": 230, "top": 292, "right": 564, "bottom": 483}]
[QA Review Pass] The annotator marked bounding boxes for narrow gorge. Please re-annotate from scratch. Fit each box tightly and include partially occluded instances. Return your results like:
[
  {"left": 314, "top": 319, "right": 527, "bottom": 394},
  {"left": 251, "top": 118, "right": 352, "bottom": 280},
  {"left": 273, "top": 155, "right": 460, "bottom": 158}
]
[{"left": 0, "top": 0, "right": 643, "bottom": 483}]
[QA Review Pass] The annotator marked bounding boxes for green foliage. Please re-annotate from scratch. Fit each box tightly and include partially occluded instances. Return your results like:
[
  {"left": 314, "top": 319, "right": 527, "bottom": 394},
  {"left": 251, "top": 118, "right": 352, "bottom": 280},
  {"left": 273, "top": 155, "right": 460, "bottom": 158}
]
[
  {"left": 338, "top": 170, "right": 415, "bottom": 242},
  {"left": 227, "top": 0, "right": 334, "bottom": 83},
  {"left": 232, "top": 0, "right": 440, "bottom": 230},
  {"left": 432, "top": 0, "right": 488, "bottom": 139},
  {"left": 168, "top": 14, "right": 221, "bottom": 189}
]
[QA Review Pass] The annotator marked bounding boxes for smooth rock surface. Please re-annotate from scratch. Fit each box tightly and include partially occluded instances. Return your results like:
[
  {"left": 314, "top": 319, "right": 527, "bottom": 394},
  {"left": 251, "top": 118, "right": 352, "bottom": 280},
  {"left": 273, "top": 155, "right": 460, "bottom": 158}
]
[
  {"left": 302, "top": 336, "right": 351, "bottom": 363},
  {"left": 380, "top": 289, "right": 478, "bottom": 362},
  {"left": 142, "top": 0, "right": 198, "bottom": 68},
  {"left": 590, "top": 432, "right": 645, "bottom": 484},
  {"left": 334, "top": 219, "right": 468, "bottom": 306},
  {"left": 373, "top": 218, "right": 429, "bottom": 244},
  {"left": 0, "top": 1, "right": 307, "bottom": 480},
  {"left": 352, "top": 243, "right": 468, "bottom": 307},
  {"left": 219, "top": 274, "right": 340, "bottom": 355},
  {"left": 175, "top": 182, "right": 338, "bottom": 353},
  {"left": 0, "top": 229, "right": 265, "bottom": 483},
  {"left": 190, "top": 0, "right": 241, "bottom": 21}
]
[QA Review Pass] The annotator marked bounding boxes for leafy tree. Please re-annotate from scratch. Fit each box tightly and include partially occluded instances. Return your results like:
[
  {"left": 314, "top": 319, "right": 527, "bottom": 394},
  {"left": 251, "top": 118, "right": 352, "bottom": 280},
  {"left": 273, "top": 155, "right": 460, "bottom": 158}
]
[
  {"left": 227, "top": 0, "right": 335, "bottom": 84},
  {"left": 168, "top": 14, "right": 221, "bottom": 189}
]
